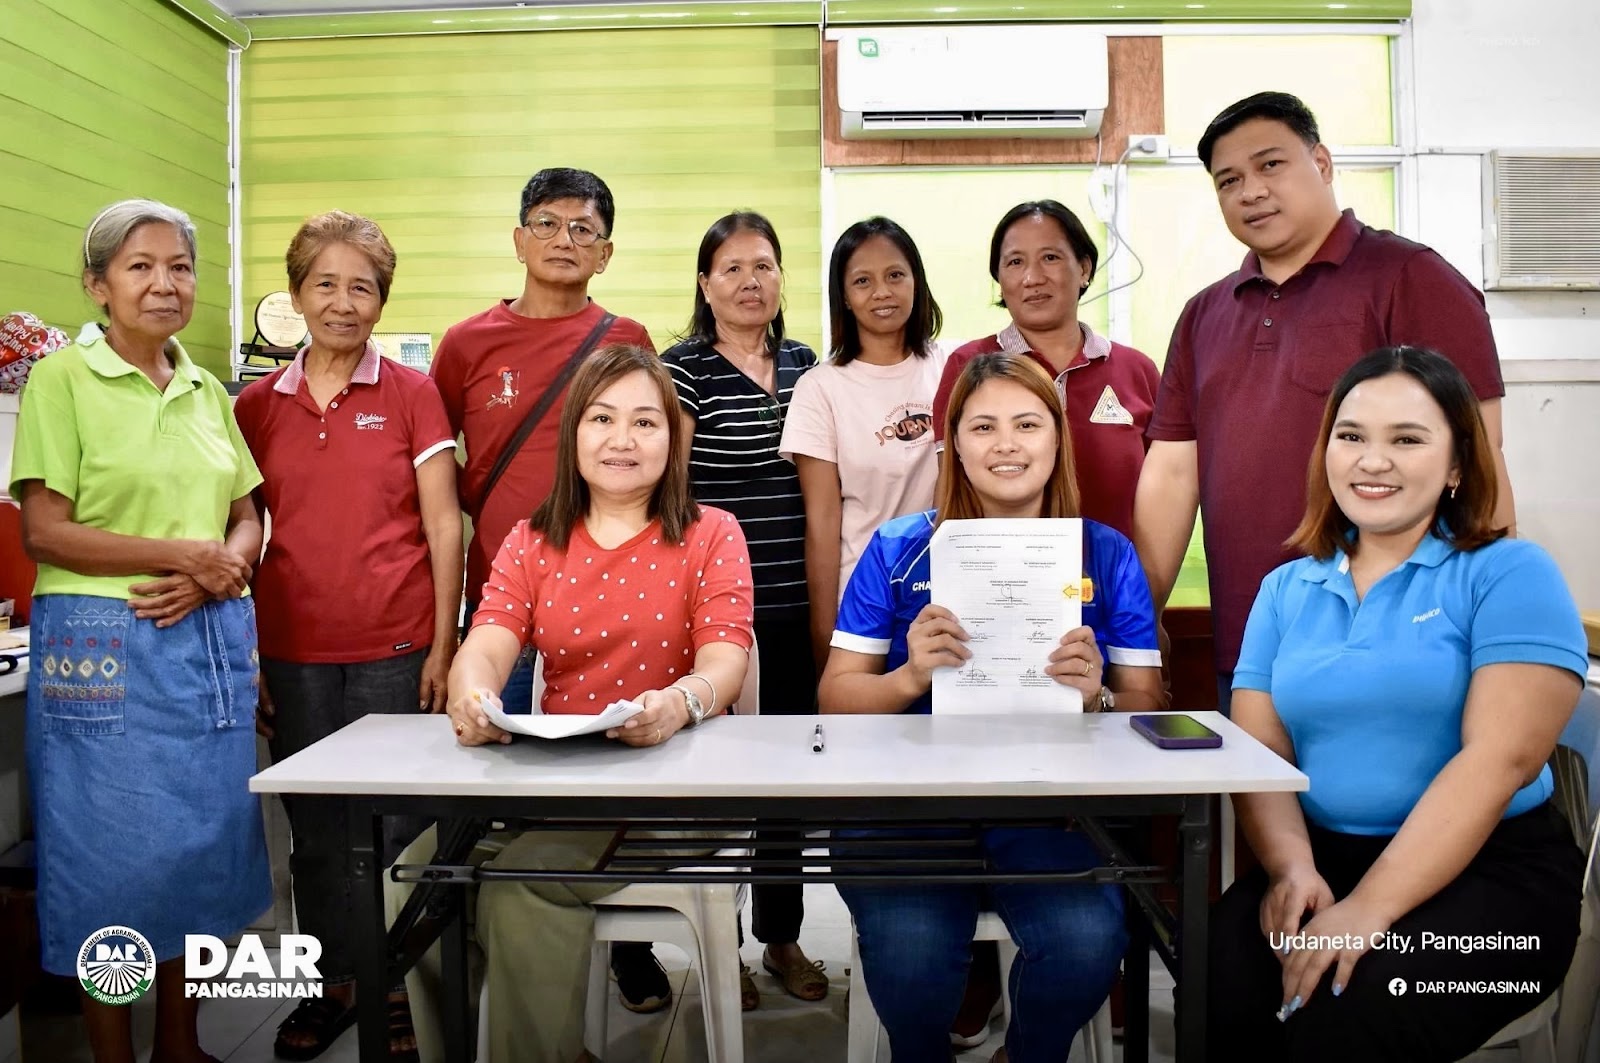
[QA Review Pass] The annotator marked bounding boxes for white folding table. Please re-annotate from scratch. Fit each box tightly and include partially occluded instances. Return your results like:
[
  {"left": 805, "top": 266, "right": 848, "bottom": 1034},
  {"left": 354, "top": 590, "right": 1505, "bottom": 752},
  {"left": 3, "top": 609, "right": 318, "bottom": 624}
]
[{"left": 252, "top": 710, "right": 1306, "bottom": 1063}]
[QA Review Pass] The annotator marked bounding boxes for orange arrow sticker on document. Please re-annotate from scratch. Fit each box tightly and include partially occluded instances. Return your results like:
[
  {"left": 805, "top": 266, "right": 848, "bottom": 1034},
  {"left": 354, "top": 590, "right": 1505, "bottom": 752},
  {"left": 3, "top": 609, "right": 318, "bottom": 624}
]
[{"left": 1062, "top": 579, "right": 1094, "bottom": 602}]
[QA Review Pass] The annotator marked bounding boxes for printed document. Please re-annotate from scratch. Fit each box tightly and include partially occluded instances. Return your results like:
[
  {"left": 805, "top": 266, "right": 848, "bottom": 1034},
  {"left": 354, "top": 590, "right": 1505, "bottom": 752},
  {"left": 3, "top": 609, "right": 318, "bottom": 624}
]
[
  {"left": 480, "top": 695, "right": 647, "bottom": 739},
  {"left": 929, "top": 518, "right": 1084, "bottom": 714}
]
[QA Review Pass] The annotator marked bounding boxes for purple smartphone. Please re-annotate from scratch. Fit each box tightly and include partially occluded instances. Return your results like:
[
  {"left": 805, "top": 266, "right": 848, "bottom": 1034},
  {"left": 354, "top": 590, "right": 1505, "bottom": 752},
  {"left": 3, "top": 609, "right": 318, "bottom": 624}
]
[{"left": 1130, "top": 713, "right": 1223, "bottom": 750}]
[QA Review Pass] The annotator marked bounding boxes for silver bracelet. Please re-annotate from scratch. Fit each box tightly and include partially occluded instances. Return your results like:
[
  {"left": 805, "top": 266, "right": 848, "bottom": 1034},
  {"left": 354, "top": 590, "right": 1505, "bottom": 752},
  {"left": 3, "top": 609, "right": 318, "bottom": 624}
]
[{"left": 679, "top": 672, "right": 717, "bottom": 714}]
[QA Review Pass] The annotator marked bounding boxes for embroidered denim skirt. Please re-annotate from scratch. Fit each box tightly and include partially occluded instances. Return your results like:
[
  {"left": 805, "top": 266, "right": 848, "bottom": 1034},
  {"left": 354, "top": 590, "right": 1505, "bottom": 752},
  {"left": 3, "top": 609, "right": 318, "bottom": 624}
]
[{"left": 26, "top": 593, "right": 272, "bottom": 973}]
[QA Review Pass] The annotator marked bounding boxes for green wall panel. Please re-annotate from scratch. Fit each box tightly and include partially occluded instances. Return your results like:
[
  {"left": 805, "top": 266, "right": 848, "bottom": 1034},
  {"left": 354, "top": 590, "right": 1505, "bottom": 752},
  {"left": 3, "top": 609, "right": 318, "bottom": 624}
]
[
  {"left": 0, "top": 0, "right": 233, "bottom": 374},
  {"left": 243, "top": 2, "right": 824, "bottom": 40},
  {"left": 240, "top": 27, "right": 823, "bottom": 355}
]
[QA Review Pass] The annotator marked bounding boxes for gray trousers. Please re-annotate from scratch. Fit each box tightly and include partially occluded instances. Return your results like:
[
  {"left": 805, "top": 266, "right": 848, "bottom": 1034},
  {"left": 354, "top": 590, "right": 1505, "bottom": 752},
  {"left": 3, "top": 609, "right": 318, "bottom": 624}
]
[
  {"left": 263, "top": 649, "right": 430, "bottom": 981},
  {"left": 385, "top": 825, "right": 720, "bottom": 1063}
]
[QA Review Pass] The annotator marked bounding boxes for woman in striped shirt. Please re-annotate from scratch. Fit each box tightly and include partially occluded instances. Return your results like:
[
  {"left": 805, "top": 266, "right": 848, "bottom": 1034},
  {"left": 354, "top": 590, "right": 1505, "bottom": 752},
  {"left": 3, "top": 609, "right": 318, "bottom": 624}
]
[{"left": 661, "top": 211, "right": 827, "bottom": 1008}]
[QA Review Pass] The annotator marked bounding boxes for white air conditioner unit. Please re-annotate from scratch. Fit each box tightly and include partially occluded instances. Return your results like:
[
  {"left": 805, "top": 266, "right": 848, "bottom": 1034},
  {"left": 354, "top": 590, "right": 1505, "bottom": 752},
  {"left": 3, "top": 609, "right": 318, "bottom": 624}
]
[
  {"left": 1483, "top": 150, "right": 1600, "bottom": 290},
  {"left": 836, "top": 25, "right": 1108, "bottom": 141}
]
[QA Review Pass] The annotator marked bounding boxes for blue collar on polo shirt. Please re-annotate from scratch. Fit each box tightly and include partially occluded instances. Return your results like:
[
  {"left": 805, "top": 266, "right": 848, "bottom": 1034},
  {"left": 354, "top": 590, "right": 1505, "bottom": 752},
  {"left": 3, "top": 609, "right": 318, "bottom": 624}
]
[{"left": 1297, "top": 529, "right": 1455, "bottom": 599}]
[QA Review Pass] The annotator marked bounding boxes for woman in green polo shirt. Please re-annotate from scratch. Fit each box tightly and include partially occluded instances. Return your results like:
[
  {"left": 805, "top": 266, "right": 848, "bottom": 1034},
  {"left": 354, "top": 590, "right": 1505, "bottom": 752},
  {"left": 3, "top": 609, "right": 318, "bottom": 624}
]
[{"left": 9, "top": 199, "right": 271, "bottom": 1063}]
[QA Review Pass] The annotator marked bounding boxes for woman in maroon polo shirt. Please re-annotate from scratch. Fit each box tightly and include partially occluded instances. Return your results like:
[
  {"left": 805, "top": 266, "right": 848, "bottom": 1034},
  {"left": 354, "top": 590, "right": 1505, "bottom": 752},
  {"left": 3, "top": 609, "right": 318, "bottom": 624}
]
[
  {"left": 234, "top": 210, "right": 462, "bottom": 1062},
  {"left": 933, "top": 199, "right": 1160, "bottom": 539}
]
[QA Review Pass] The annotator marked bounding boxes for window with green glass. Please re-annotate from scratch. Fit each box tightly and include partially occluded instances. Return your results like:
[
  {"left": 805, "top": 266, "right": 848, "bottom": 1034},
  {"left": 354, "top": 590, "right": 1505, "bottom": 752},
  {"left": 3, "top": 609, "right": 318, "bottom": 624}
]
[
  {"left": 1, "top": 0, "right": 231, "bottom": 373},
  {"left": 240, "top": 27, "right": 822, "bottom": 355},
  {"left": 828, "top": 168, "right": 1109, "bottom": 351}
]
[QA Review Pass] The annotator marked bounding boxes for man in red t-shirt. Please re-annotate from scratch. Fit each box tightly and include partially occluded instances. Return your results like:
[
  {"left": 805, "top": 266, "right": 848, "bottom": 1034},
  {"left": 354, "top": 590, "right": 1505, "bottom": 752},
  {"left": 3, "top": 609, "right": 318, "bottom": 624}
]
[
  {"left": 428, "top": 167, "right": 663, "bottom": 1012},
  {"left": 431, "top": 167, "right": 654, "bottom": 618},
  {"left": 1133, "top": 93, "right": 1513, "bottom": 706}
]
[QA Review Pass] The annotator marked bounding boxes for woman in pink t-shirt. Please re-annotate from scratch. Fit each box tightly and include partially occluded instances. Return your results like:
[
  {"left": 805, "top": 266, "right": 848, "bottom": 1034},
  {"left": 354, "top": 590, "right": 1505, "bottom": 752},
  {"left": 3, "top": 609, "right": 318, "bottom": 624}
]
[
  {"left": 392, "top": 344, "right": 754, "bottom": 1063},
  {"left": 780, "top": 216, "right": 947, "bottom": 673}
]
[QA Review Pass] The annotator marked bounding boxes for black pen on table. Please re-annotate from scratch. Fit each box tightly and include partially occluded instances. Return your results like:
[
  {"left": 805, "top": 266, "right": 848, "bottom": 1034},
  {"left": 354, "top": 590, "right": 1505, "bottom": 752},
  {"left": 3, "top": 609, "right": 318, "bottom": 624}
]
[{"left": 811, "top": 722, "right": 825, "bottom": 753}]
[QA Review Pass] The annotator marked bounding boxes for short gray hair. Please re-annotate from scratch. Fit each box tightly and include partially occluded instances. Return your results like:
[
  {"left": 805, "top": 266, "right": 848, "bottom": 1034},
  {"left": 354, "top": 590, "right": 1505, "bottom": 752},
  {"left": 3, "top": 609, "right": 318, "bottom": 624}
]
[{"left": 82, "top": 199, "right": 198, "bottom": 281}]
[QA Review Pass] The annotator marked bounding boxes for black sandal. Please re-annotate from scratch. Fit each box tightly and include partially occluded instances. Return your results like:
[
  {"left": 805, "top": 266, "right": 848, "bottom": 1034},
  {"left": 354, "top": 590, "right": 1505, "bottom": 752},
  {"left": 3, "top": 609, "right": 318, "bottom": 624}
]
[
  {"left": 388, "top": 991, "right": 421, "bottom": 1063},
  {"left": 273, "top": 996, "right": 357, "bottom": 1061}
]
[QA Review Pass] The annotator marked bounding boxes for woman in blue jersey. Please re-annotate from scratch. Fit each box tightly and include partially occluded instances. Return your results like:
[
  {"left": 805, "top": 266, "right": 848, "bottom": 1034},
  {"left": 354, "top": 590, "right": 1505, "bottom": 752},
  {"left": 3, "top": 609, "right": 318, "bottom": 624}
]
[
  {"left": 819, "top": 352, "right": 1166, "bottom": 1063},
  {"left": 1206, "top": 347, "right": 1585, "bottom": 1062}
]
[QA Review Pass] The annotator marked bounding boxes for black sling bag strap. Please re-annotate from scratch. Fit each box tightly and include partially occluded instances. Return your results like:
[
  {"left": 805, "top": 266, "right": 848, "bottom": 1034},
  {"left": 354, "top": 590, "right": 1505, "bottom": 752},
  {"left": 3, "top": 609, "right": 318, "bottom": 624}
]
[{"left": 475, "top": 312, "right": 616, "bottom": 519}]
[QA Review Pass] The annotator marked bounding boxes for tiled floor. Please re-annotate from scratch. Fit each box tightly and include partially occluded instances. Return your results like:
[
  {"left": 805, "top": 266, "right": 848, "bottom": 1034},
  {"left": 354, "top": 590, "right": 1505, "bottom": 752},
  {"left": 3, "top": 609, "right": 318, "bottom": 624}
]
[{"left": 16, "top": 883, "right": 1521, "bottom": 1062}]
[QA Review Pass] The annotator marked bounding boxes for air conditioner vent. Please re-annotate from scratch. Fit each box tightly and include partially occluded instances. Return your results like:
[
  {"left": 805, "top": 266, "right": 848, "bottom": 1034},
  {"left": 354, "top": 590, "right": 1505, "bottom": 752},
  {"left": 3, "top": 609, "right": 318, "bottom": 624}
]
[{"left": 1484, "top": 151, "right": 1600, "bottom": 290}]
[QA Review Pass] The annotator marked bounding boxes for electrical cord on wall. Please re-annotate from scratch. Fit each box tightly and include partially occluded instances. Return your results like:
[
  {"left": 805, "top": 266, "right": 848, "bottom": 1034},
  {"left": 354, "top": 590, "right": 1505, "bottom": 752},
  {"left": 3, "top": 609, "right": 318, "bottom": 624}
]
[{"left": 1080, "top": 136, "right": 1154, "bottom": 308}]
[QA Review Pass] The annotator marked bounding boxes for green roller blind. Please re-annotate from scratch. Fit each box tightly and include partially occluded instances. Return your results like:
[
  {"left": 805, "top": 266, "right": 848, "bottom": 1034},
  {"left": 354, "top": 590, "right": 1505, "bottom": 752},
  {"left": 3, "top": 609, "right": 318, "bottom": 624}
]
[
  {"left": 0, "top": 0, "right": 233, "bottom": 374},
  {"left": 240, "top": 27, "right": 823, "bottom": 355}
]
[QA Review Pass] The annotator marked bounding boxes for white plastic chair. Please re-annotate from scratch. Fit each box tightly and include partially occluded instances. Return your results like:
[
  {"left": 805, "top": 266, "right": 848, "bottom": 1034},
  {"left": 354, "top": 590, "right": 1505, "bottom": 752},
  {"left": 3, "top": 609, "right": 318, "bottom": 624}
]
[
  {"left": 1481, "top": 686, "right": 1600, "bottom": 1063},
  {"left": 477, "top": 639, "right": 760, "bottom": 1063},
  {"left": 847, "top": 912, "right": 1114, "bottom": 1063}
]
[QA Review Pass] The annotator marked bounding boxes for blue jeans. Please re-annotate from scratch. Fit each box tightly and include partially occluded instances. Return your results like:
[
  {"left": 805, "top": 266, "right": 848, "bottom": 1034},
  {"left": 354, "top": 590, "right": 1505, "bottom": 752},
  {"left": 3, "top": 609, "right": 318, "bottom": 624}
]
[
  {"left": 500, "top": 653, "right": 536, "bottom": 714},
  {"left": 837, "top": 826, "right": 1125, "bottom": 1063}
]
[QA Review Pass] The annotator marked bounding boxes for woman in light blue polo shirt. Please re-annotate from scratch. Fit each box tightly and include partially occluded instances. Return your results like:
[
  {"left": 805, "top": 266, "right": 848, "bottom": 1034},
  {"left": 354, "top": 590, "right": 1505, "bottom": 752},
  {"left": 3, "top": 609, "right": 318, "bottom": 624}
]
[
  {"left": 1207, "top": 346, "right": 1586, "bottom": 1062},
  {"left": 821, "top": 352, "right": 1167, "bottom": 1063}
]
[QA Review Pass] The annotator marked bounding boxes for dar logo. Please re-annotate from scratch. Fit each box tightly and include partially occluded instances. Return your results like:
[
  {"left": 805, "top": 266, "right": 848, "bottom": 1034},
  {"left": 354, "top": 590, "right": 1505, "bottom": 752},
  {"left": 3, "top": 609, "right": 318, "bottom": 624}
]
[{"left": 78, "top": 925, "right": 156, "bottom": 1006}]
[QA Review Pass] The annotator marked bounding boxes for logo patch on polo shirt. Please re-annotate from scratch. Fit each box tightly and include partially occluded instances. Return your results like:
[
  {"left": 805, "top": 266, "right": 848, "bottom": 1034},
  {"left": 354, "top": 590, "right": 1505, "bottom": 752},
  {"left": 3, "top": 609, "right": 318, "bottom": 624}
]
[
  {"left": 354, "top": 413, "right": 387, "bottom": 430},
  {"left": 1088, "top": 385, "right": 1133, "bottom": 426}
]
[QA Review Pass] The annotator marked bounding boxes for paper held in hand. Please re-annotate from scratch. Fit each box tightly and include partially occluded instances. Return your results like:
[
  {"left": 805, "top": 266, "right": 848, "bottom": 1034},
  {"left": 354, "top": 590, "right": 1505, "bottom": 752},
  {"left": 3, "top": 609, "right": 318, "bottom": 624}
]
[
  {"left": 479, "top": 693, "right": 647, "bottom": 739},
  {"left": 929, "top": 517, "right": 1084, "bottom": 714}
]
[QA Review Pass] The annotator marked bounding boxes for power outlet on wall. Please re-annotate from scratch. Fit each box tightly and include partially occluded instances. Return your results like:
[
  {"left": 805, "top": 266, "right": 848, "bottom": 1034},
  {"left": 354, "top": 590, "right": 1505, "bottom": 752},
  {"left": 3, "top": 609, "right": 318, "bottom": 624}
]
[{"left": 1126, "top": 134, "right": 1170, "bottom": 161}]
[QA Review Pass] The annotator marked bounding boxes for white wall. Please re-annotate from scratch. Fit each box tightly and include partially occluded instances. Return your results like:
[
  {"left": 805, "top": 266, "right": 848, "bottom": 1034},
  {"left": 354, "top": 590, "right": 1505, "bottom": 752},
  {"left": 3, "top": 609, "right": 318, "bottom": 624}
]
[{"left": 1408, "top": 0, "right": 1600, "bottom": 607}]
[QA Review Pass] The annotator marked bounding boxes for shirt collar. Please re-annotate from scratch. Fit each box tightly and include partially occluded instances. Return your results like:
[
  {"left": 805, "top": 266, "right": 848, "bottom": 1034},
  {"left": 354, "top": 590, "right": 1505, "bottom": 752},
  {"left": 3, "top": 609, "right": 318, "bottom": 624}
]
[
  {"left": 995, "top": 322, "right": 1111, "bottom": 366},
  {"left": 76, "top": 326, "right": 203, "bottom": 390},
  {"left": 1232, "top": 208, "right": 1362, "bottom": 294},
  {"left": 1297, "top": 527, "right": 1455, "bottom": 585},
  {"left": 273, "top": 340, "right": 383, "bottom": 395}
]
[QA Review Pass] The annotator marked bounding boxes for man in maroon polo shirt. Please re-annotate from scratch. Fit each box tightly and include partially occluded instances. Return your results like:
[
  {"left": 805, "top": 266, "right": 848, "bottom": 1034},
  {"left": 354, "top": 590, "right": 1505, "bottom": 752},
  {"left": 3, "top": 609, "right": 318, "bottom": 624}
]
[{"left": 1133, "top": 92, "right": 1515, "bottom": 708}]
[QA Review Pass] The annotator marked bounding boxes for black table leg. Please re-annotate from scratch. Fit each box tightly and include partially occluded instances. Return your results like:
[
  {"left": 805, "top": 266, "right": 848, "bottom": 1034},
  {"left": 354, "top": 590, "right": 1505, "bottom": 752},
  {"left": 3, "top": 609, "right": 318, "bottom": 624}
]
[
  {"left": 440, "top": 821, "right": 472, "bottom": 1063},
  {"left": 349, "top": 800, "right": 389, "bottom": 1063},
  {"left": 1175, "top": 795, "right": 1211, "bottom": 1062},
  {"left": 1124, "top": 895, "right": 1150, "bottom": 1063}
]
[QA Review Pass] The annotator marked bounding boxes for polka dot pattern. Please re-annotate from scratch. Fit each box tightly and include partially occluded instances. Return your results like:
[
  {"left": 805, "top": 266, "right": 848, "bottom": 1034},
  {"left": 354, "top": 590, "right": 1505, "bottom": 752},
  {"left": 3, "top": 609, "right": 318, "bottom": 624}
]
[{"left": 470, "top": 508, "right": 755, "bottom": 717}]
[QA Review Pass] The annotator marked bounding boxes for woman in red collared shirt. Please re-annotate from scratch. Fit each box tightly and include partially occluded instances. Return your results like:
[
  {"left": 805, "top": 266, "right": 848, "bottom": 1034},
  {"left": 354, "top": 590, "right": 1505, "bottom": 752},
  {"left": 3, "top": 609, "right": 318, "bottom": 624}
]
[
  {"left": 234, "top": 210, "right": 462, "bottom": 1062},
  {"left": 933, "top": 200, "right": 1160, "bottom": 539}
]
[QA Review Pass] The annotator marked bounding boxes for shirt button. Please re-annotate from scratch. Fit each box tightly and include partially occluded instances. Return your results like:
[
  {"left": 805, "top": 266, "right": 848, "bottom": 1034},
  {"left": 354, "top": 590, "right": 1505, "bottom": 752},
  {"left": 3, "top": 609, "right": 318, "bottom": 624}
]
[
  {"left": 319, "top": 432, "right": 326, "bottom": 440},
  {"left": 342, "top": 388, "right": 349, "bottom": 395},
  {"left": 331, "top": 402, "right": 338, "bottom": 409},
  {"left": 1271, "top": 290, "right": 1281, "bottom": 300},
  {"left": 1264, "top": 318, "right": 1273, "bottom": 327}
]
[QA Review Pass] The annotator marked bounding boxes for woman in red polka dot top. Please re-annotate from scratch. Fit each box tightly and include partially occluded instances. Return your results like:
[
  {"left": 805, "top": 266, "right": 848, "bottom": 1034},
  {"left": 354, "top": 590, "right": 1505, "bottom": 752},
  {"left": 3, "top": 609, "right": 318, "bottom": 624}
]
[
  {"left": 407, "top": 344, "right": 754, "bottom": 1062},
  {"left": 448, "top": 341, "right": 754, "bottom": 740}
]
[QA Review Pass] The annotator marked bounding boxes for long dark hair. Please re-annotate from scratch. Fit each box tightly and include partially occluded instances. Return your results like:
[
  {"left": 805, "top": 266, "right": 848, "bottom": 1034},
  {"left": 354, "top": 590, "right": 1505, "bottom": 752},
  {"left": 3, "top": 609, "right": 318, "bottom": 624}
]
[
  {"left": 1287, "top": 345, "right": 1503, "bottom": 560},
  {"left": 827, "top": 216, "right": 942, "bottom": 365},
  {"left": 685, "top": 211, "right": 786, "bottom": 357},
  {"left": 529, "top": 344, "right": 699, "bottom": 549}
]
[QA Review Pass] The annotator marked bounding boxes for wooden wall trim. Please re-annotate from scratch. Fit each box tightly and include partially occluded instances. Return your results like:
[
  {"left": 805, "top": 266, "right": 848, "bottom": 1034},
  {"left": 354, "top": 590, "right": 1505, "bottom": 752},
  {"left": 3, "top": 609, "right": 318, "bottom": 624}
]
[{"left": 822, "top": 35, "right": 1163, "bottom": 167}]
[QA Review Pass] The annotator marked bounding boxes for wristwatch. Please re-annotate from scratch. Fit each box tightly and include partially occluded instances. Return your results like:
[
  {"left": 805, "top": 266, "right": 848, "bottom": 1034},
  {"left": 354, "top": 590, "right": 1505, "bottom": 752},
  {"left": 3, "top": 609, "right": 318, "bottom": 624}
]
[
  {"left": 675, "top": 685, "right": 708, "bottom": 727},
  {"left": 1094, "top": 686, "right": 1116, "bottom": 713}
]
